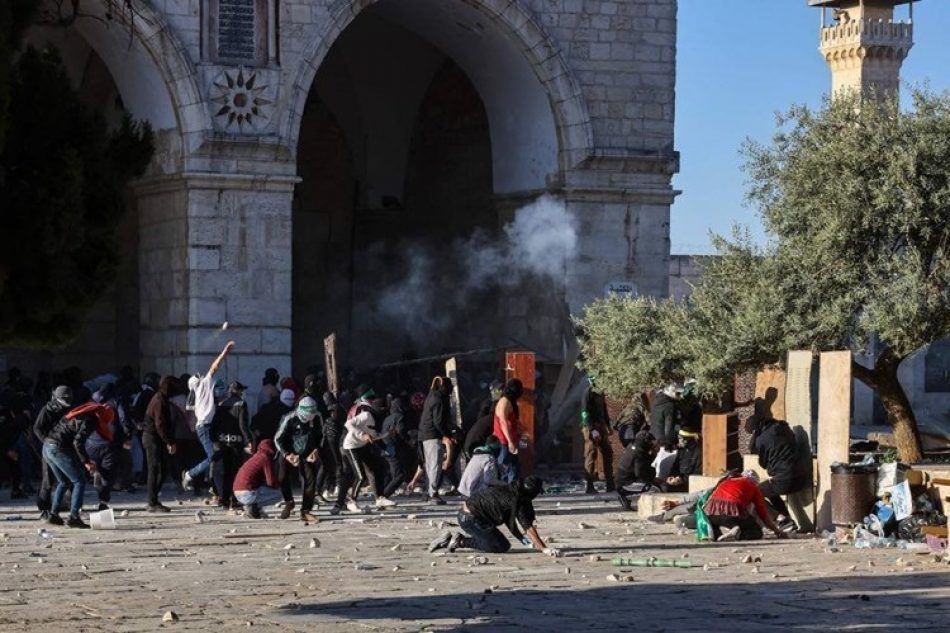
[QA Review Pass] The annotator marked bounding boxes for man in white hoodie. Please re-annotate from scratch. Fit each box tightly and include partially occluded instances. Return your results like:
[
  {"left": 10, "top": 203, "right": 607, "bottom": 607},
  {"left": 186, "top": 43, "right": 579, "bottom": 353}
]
[
  {"left": 333, "top": 397, "right": 396, "bottom": 514},
  {"left": 182, "top": 341, "right": 235, "bottom": 492}
]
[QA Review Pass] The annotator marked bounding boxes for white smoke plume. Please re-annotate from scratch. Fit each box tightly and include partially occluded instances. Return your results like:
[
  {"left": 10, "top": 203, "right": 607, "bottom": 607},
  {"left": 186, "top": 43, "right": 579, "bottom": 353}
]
[{"left": 367, "top": 195, "right": 577, "bottom": 346}]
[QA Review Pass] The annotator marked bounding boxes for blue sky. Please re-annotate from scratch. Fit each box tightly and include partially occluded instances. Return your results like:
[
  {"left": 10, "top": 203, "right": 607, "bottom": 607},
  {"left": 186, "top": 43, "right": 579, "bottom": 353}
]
[{"left": 672, "top": 0, "right": 950, "bottom": 254}]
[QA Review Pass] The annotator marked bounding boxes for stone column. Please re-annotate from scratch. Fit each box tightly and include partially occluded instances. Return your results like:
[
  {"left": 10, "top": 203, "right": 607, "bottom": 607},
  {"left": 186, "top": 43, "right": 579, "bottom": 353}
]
[
  {"left": 135, "top": 172, "right": 296, "bottom": 394},
  {"left": 563, "top": 154, "right": 680, "bottom": 313}
]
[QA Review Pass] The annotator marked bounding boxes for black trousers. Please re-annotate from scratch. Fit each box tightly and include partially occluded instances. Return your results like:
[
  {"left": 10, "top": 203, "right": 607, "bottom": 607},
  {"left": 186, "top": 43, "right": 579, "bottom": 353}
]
[
  {"left": 383, "top": 454, "right": 405, "bottom": 499},
  {"left": 212, "top": 443, "right": 245, "bottom": 506},
  {"left": 279, "top": 457, "right": 317, "bottom": 513},
  {"left": 458, "top": 510, "right": 511, "bottom": 553},
  {"left": 341, "top": 444, "right": 387, "bottom": 503},
  {"left": 86, "top": 443, "right": 117, "bottom": 504},
  {"left": 142, "top": 432, "right": 167, "bottom": 507},
  {"left": 36, "top": 453, "right": 54, "bottom": 512},
  {"left": 759, "top": 477, "right": 804, "bottom": 519},
  {"left": 316, "top": 437, "right": 342, "bottom": 494}
]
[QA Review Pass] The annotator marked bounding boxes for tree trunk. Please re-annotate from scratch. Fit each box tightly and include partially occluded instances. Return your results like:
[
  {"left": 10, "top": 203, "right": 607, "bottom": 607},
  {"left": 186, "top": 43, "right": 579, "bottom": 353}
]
[{"left": 852, "top": 352, "right": 924, "bottom": 464}]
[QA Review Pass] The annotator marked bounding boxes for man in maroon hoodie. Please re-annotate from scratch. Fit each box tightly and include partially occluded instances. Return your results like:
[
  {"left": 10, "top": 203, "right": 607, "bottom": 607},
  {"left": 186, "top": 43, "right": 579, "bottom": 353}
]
[{"left": 234, "top": 439, "right": 280, "bottom": 518}]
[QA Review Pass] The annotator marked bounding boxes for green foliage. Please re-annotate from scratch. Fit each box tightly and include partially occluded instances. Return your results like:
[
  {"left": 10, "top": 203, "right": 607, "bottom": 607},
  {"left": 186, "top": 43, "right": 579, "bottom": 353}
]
[
  {"left": 0, "top": 46, "right": 153, "bottom": 347},
  {"left": 575, "top": 296, "right": 687, "bottom": 400},
  {"left": 577, "top": 91, "right": 950, "bottom": 405}
]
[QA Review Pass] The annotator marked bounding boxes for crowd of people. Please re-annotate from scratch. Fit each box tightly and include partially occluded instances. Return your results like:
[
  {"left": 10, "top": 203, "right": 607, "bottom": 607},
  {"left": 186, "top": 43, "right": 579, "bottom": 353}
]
[
  {"left": 1, "top": 349, "right": 810, "bottom": 549},
  {"left": 0, "top": 343, "right": 561, "bottom": 554}
]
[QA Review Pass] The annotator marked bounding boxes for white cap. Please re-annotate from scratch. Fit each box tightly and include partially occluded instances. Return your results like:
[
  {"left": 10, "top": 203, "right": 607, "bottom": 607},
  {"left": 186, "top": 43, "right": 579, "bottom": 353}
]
[{"left": 279, "top": 388, "right": 296, "bottom": 407}]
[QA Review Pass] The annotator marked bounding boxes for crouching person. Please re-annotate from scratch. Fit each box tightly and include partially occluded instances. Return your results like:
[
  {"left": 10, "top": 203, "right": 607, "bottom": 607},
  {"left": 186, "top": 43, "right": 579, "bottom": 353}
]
[
  {"left": 234, "top": 439, "right": 280, "bottom": 519},
  {"left": 695, "top": 470, "right": 788, "bottom": 542},
  {"left": 429, "top": 476, "right": 560, "bottom": 557}
]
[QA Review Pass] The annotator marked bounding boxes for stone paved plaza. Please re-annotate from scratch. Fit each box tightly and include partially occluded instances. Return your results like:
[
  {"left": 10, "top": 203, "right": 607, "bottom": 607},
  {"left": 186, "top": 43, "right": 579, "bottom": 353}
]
[{"left": 0, "top": 483, "right": 948, "bottom": 632}]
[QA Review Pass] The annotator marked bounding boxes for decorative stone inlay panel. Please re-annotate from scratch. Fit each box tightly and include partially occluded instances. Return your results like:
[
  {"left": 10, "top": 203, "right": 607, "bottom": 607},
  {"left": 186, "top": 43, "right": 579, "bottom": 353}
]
[{"left": 209, "top": 67, "right": 275, "bottom": 132}]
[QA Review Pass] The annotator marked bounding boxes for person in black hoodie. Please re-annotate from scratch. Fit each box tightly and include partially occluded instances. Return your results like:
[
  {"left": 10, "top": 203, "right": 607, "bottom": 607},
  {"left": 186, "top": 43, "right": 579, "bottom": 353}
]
[
  {"left": 418, "top": 376, "right": 453, "bottom": 505},
  {"left": 749, "top": 410, "right": 807, "bottom": 531},
  {"left": 316, "top": 390, "right": 345, "bottom": 501},
  {"left": 463, "top": 383, "right": 500, "bottom": 458},
  {"left": 33, "top": 386, "right": 73, "bottom": 519},
  {"left": 380, "top": 397, "right": 415, "bottom": 499},
  {"left": 650, "top": 384, "right": 681, "bottom": 450},
  {"left": 615, "top": 428, "right": 659, "bottom": 510},
  {"left": 87, "top": 384, "right": 129, "bottom": 510},
  {"left": 44, "top": 403, "right": 112, "bottom": 528},
  {"left": 210, "top": 381, "right": 252, "bottom": 509}
]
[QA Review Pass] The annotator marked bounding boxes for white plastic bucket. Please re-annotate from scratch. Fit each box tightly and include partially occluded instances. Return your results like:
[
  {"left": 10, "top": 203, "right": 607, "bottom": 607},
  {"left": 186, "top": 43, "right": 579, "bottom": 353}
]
[{"left": 89, "top": 508, "right": 116, "bottom": 530}]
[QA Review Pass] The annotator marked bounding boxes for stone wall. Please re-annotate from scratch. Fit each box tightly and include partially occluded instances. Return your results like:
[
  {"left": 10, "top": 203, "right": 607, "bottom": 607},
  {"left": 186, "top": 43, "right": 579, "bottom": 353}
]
[{"left": 4, "top": 0, "right": 679, "bottom": 393}]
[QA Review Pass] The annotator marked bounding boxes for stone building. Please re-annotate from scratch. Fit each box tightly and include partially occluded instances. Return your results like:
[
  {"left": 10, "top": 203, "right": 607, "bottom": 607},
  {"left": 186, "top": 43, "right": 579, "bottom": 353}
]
[{"left": 1, "top": 0, "right": 679, "bottom": 388}]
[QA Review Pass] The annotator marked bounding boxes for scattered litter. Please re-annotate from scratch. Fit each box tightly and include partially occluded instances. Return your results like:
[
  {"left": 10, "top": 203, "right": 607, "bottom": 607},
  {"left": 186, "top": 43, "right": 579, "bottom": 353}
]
[
  {"left": 407, "top": 514, "right": 417, "bottom": 520},
  {"left": 194, "top": 511, "right": 206, "bottom": 524},
  {"left": 578, "top": 522, "right": 592, "bottom": 529},
  {"left": 162, "top": 611, "right": 179, "bottom": 623},
  {"left": 588, "top": 555, "right": 601, "bottom": 562},
  {"left": 392, "top": 565, "right": 401, "bottom": 572},
  {"left": 847, "top": 565, "right": 857, "bottom": 572},
  {"left": 295, "top": 568, "right": 306, "bottom": 574},
  {"left": 473, "top": 557, "right": 488, "bottom": 565},
  {"left": 309, "top": 538, "right": 320, "bottom": 549},
  {"left": 283, "top": 544, "right": 295, "bottom": 550},
  {"left": 119, "top": 510, "right": 130, "bottom": 518},
  {"left": 740, "top": 555, "right": 762, "bottom": 564}
]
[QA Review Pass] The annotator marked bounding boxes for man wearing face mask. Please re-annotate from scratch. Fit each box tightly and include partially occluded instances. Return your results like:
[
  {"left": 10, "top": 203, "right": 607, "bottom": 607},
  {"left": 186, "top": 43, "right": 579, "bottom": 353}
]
[
  {"left": 33, "top": 385, "right": 73, "bottom": 520},
  {"left": 274, "top": 396, "right": 322, "bottom": 522},
  {"left": 580, "top": 375, "right": 615, "bottom": 494}
]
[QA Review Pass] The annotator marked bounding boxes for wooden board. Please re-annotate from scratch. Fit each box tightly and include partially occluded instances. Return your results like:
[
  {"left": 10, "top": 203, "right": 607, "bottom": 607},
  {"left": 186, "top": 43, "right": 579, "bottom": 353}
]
[
  {"left": 506, "top": 352, "right": 536, "bottom": 477},
  {"left": 444, "top": 357, "right": 463, "bottom": 430},
  {"left": 702, "top": 414, "right": 740, "bottom": 475},
  {"left": 816, "top": 351, "right": 852, "bottom": 531},
  {"left": 754, "top": 366, "right": 787, "bottom": 420},
  {"left": 323, "top": 333, "right": 339, "bottom": 396},
  {"left": 785, "top": 351, "right": 815, "bottom": 446}
]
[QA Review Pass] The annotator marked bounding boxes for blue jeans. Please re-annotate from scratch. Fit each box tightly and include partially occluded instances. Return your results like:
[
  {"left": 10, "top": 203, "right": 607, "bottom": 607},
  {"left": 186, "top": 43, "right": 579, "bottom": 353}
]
[
  {"left": 498, "top": 445, "right": 520, "bottom": 484},
  {"left": 44, "top": 443, "right": 86, "bottom": 518},
  {"left": 187, "top": 424, "right": 215, "bottom": 479},
  {"left": 235, "top": 486, "right": 282, "bottom": 508}
]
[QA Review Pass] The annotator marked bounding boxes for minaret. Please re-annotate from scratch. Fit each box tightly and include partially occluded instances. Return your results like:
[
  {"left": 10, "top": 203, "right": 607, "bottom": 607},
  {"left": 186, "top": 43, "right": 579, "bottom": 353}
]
[{"left": 810, "top": 0, "right": 917, "bottom": 96}]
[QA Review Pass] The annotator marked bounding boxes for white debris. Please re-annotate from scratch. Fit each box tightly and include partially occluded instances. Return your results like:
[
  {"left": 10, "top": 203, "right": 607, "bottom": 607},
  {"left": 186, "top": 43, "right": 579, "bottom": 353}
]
[
  {"left": 588, "top": 555, "right": 601, "bottom": 562},
  {"left": 283, "top": 544, "right": 295, "bottom": 550},
  {"left": 309, "top": 538, "right": 320, "bottom": 549},
  {"left": 578, "top": 522, "right": 592, "bottom": 529},
  {"left": 119, "top": 510, "right": 130, "bottom": 518},
  {"left": 162, "top": 611, "right": 179, "bottom": 623},
  {"left": 390, "top": 544, "right": 402, "bottom": 552},
  {"left": 392, "top": 565, "right": 401, "bottom": 572},
  {"left": 407, "top": 514, "right": 418, "bottom": 520},
  {"left": 296, "top": 568, "right": 306, "bottom": 574},
  {"left": 194, "top": 511, "right": 206, "bottom": 524}
]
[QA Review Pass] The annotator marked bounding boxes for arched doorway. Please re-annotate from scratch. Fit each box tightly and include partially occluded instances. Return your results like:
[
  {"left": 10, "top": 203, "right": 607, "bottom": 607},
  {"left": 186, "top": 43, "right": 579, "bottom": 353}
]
[
  {"left": 6, "top": 8, "right": 196, "bottom": 376},
  {"left": 291, "top": 0, "right": 583, "bottom": 372}
]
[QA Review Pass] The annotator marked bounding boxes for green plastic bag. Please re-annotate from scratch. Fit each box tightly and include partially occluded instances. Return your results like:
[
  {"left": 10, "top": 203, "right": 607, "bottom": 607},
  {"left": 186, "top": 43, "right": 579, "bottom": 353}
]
[{"left": 694, "top": 489, "right": 714, "bottom": 543}]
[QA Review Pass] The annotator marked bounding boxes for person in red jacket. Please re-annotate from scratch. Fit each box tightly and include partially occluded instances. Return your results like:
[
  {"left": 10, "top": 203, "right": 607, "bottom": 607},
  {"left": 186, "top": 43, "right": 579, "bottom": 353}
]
[
  {"left": 234, "top": 439, "right": 280, "bottom": 518},
  {"left": 702, "top": 471, "right": 788, "bottom": 542}
]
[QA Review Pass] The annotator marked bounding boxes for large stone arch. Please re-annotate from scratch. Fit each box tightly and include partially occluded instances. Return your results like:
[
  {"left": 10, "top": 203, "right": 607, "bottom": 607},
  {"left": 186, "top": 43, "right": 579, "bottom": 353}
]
[
  {"left": 31, "top": 0, "right": 210, "bottom": 169},
  {"left": 283, "top": 0, "right": 593, "bottom": 193}
]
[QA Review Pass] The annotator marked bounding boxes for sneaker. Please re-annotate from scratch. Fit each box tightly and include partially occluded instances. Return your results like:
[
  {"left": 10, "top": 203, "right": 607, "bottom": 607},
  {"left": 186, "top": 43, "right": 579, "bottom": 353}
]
[
  {"left": 646, "top": 512, "right": 666, "bottom": 524},
  {"left": 300, "top": 511, "right": 319, "bottom": 523},
  {"left": 47, "top": 514, "right": 64, "bottom": 526},
  {"left": 181, "top": 471, "right": 194, "bottom": 491},
  {"left": 375, "top": 496, "right": 397, "bottom": 508},
  {"left": 428, "top": 530, "right": 452, "bottom": 553},
  {"left": 279, "top": 502, "right": 295, "bottom": 520},
  {"left": 244, "top": 503, "right": 262, "bottom": 519},
  {"left": 585, "top": 482, "right": 597, "bottom": 495},
  {"left": 716, "top": 526, "right": 741, "bottom": 542},
  {"left": 447, "top": 532, "right": 465, "bottom": 553},
  {"left": 428, "top": 495, "right": 446, "bottom": 506},
  {"left": 39, "top": 510, "right": 50, "bottom": 521},
  {"left": 777, "top": 517, "right": 798, "bottom": 533},
  {"left": 66, "top": 515, "right": 90, "bottom": 529},
  {"left": 346, "top": 500, "right": 363, "bottom": 514},
  {"left": 329, "top": 505, "right": 342, "bottom": 516},
  {"left": 673, "top": 515, "right": 689, "bottom": 530},
  {"left": 147, "top": 504, "right": 171, "bottom": 513},
  {"left": 97, "top": 503, "right": 109, "bottom": 512}
]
